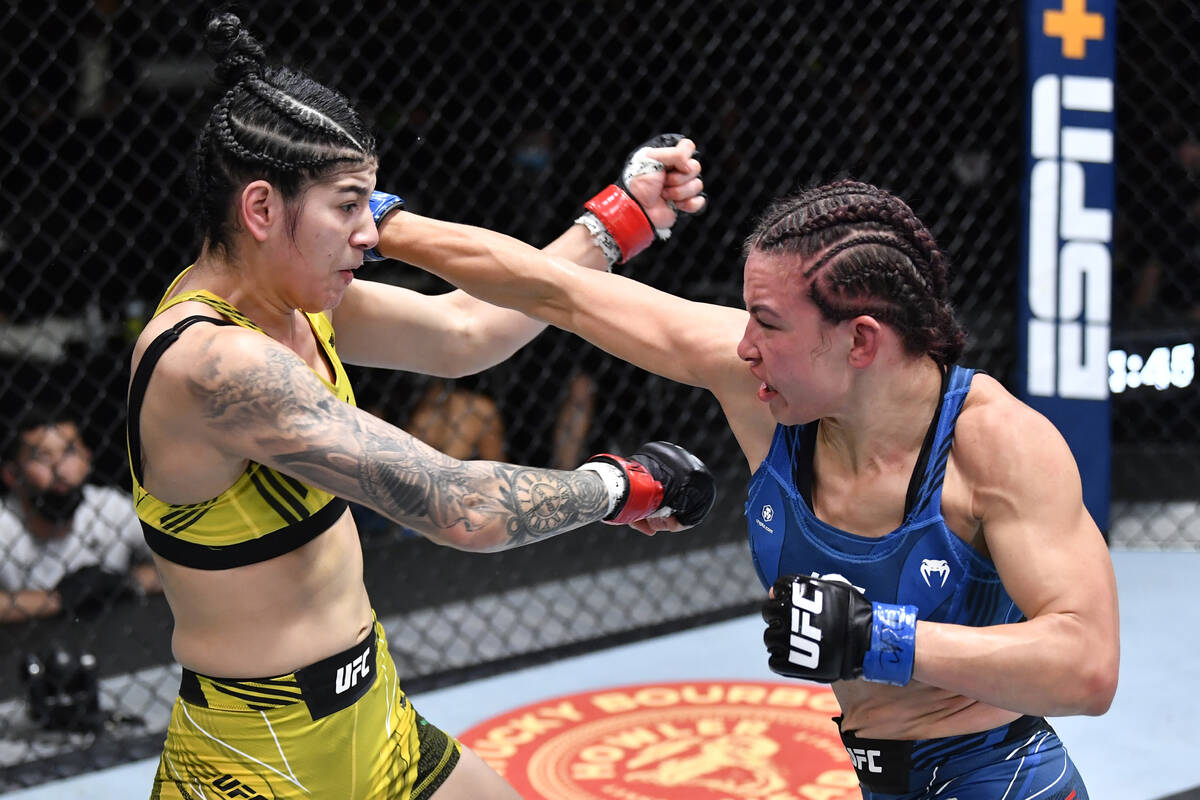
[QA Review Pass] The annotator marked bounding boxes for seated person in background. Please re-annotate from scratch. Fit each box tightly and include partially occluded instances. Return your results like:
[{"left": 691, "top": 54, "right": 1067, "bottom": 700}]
[
  {"left": 353, "top": 378, "right": 507, "bottom": 538},
  {"left": 405, "top": 377, "right": 506, "bottom": 461},
  {"left": 0, "top": 408, "right": 161, "bottom": 622},
  {"left": 550, "top": 370, "right": 598, "bottom": 470}
]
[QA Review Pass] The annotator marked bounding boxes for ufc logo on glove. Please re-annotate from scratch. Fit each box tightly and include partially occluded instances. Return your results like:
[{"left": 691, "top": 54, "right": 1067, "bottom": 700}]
[
  {"left": 763, "top": 575, "right": 918, "bottom": 686},
  {"left": 789, "top": 581, "right": 825, "bottom": 669}
]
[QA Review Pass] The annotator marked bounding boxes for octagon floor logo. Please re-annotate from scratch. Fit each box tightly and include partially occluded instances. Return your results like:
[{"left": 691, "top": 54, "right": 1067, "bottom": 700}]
[{"left": 458, "top": 680, "right": 863, "bottom": 800}]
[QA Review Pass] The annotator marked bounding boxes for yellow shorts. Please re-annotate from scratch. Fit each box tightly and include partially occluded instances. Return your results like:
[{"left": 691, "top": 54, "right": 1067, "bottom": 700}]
[{"left": 149, "top": 621, "right": 460, "bottom": 800}]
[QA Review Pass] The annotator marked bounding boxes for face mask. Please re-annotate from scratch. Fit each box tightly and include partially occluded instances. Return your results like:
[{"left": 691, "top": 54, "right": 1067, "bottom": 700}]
[{"left": 29, "top": 486, "right": 85, "bottom": 524}]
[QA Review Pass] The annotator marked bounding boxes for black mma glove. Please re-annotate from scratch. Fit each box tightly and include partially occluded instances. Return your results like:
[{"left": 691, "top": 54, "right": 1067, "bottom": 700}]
[
  {"left": 762, "top": 575, "right": 919, "bottom": 686},
  {"left": 55, "top": 566, "right": 132, "bottom": 619},
  {"left": 577, "top": 133, "right": 703, "bottom": 266},
  {"left": 578, "top": 441, "right": 716, "bottom": 528},
  {"left": 363, "top": 190, "right": 405, "bottom": 261}
]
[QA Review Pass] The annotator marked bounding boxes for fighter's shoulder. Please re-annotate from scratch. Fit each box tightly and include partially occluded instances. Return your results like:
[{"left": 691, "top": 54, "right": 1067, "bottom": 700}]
[
  {"left": 953, "top": 372, "right": 1068, "bottom": 474},
  {"left": 132, "top": 303, "right": 272, "bottom": 383}
]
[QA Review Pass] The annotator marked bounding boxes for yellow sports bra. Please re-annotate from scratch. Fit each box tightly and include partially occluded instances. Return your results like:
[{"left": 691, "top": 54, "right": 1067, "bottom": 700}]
[{"left": 126, "top": 270, "right": 357, "bottom": 570}]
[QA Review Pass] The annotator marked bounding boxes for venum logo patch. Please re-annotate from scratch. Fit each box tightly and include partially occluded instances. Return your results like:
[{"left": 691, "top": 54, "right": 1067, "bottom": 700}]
[{"left": 919, "top": 559, "right": 951, "bottom": 588}]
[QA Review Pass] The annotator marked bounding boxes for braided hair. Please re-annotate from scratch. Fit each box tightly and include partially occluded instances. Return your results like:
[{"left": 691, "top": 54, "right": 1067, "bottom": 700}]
[
  {"left": 188, "top": 13, "right": 377, "bottom": 253},
  {"left": 745, "top": 180, "right": 965, "bottom": 366}
]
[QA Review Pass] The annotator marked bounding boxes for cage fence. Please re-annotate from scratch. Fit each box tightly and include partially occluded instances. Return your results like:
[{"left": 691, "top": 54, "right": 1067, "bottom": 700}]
[{"left": 0, "top": 0, "right": 1196, "bottom": 786}]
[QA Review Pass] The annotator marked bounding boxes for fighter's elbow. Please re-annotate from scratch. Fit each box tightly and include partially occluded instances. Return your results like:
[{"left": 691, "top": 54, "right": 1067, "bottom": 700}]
[
  {"left": 1077, "top": 659, "right": 1119, "bottom": 715},
  {"left": 424, "top": 525, "right": 507, "bottom": 554},
  {"left": 1058, "top": 645, "right": 1118, "bottom": 716}
]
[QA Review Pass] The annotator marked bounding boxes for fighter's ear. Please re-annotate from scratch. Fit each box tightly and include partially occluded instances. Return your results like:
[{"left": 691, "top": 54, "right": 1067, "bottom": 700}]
[
  {"left": 239, "top": 180, "right": 280, "bottom": 242},
  {"left": 847, "top": 315, "right": 883, "bottom": 368}
]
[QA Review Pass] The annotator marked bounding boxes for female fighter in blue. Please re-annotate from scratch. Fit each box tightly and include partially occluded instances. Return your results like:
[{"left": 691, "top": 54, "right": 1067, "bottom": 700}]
[{"left": 384, "top": 179, "right": 1120, "bottom": 798}]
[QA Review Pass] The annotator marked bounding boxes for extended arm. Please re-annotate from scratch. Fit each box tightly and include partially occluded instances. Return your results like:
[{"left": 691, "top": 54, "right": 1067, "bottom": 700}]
[
  {"left": 377, "top": 212, "right": 775, "bottom": 464},
  {"left": 177, "top": 326, "right": 713, "bottom": 549},
  {"left": 331, "top": 137, "right": 705, "bottom": 376}
]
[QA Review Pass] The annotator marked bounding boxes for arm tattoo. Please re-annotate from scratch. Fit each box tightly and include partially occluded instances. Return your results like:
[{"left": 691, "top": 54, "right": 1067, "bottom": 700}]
[{"left": 190, "top": 339, "right": 610, "bottom": 548}]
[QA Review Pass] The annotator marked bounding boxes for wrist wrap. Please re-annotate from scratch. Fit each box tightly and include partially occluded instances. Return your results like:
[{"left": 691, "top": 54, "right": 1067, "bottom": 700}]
[
  {"left": 364, "top": 191, "right": 405, "bottom": 261},
  {"left": 580, "top": 454, "right": 663, "bottom": 525},
  {"left": 861, "top": 602, "right": 918, "bottom": 686},
  {"left": 582, "top": 184, "right": 655, "bottom": 263},
  {"left": 574, "top": 211, "right": 622, "bottom": 270}
]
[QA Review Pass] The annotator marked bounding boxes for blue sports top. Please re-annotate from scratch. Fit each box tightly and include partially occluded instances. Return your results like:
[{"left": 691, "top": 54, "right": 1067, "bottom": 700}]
[{"left": 745, "top": 365, "right": 1023, "bottom": 628}]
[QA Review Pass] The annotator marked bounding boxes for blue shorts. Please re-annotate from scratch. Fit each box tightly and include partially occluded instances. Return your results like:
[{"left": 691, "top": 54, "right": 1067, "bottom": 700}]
[{"left": 840, "top": 715, "right": 1089, "bottom": 799}]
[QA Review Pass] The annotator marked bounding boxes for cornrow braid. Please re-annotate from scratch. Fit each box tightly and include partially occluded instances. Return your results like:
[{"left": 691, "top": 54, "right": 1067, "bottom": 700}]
[
  {"left": 805, "top": 233, "right": 933, "bottom": 296},
  {"left": 747, "top": 180, "right": 966, "bottom": 366},
  {"left": 242, "top": 74, "right": 366, "bottom": 153},
  {"left": 187, "top": 13, "right": 378, "bottom": 254}
]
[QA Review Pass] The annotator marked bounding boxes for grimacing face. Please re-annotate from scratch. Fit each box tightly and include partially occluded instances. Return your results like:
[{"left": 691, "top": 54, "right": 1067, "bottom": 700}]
[{"left": 736, "top": 250, "right": 853, "bottom": 426}]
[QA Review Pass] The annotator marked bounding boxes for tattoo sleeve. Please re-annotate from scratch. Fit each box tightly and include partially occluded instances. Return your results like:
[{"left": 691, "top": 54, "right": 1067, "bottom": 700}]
[{"left": 191, "top": 340, "right": 610, "bottom": 550}]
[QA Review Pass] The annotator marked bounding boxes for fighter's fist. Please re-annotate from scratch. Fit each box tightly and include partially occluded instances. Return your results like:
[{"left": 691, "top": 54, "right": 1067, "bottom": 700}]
[
  {"left": 578, "top": 134, "right": 705, "bottom": 265},
  {"left": 579, "top": 441, "right": 716, "bottom": 534},
  {"left": 620, "top": 134, "right": 706, "bottom": 232},
  {"left": 762, "top": 575, "right": 918, "bottom": 686}
]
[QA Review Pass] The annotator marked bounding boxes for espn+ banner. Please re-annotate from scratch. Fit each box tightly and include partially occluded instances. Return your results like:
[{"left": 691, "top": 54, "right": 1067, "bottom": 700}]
[{"left": 1018, "top": 0, "right": 1115, "bottom": 530}]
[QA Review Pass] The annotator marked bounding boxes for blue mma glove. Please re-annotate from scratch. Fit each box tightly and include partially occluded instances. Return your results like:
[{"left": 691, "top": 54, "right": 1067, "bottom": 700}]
[{"left": 364, "top": 191, "right": 405, "bottom": 261}]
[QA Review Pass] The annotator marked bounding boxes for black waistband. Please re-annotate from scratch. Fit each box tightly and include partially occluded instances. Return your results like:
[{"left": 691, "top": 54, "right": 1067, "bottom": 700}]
[
  {"left": 837, "top": 714, "right": 1053, "bottom": 794},
  {"left": 180, "top": 624, "right": 379, "bottom": 721}
]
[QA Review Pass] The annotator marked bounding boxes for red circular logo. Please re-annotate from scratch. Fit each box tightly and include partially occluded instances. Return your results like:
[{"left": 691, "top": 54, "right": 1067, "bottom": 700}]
[{"left": 458, "top": 680, "right": 862, "bottom": 800}]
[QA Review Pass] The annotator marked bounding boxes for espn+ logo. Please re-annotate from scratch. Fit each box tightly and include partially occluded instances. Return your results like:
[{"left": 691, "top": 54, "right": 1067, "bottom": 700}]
[{"left": 1027, "top": 72, "right": 1112, "bottom": 400}]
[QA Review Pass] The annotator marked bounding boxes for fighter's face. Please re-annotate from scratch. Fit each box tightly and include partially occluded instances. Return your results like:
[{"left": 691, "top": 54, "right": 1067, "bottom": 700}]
[{"left": 737, "top": 250, "right": 853, "bottom": 425}]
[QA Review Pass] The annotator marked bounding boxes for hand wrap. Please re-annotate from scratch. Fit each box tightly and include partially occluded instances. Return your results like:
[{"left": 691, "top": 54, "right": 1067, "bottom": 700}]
[
  {"left": 577, "top": 133, "right": 692, "bottom": 266},
  {"left": 762, "top": 575, "right": 918, "bottom": 686},
  {"left": 578, "top": 440, "right": 716, "bottom": 528}
]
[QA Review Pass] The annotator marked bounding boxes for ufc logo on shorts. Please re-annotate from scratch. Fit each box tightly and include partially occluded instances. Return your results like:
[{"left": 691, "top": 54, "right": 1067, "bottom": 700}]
[
  {"left": 788, "top": 580, "right": 824, "bottom": 669},
  {"left": 846, "top": 746, "right": 884, "bottom": 774},
  {"left": 212, "top": 774, "right": 268, "bottom": 799},
  {"left": 335, "top": 647, "right": 371, "bottom": 694}
]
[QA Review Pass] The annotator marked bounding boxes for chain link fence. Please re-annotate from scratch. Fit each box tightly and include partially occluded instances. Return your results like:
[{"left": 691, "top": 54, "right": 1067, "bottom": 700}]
[
  {"left": 0, "top": 0, "right": 1195, "bottom": 786},
  {"left": 1106, "top": 2, "right": 1200, "bottom": 547}
]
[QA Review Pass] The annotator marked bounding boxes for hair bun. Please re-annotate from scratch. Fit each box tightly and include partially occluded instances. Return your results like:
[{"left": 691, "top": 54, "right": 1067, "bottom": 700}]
[{"left": 205, "top": 13, "right": 266, "bottom": 88}]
